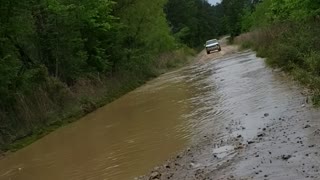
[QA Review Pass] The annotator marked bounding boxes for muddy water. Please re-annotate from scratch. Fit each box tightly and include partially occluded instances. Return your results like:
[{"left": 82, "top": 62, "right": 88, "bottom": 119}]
[{"left": 0, "top": 70, "right": 198, "bottom": 179}]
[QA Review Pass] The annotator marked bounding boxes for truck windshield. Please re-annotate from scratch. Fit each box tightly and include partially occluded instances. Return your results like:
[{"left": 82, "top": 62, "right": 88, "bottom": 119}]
[{"left": 206, "top": 39, "right": 218, "bottom": 45}]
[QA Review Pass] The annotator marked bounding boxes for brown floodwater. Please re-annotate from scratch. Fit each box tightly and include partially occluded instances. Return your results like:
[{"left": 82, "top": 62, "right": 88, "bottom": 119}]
[{"left": 0, "top": 65, "right": 206, "bottom": 180}]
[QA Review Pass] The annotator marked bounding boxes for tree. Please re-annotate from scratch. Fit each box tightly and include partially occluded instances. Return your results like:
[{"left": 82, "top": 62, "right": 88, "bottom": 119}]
[{"left": 165, "top": 0, "right": 224, "bottom": 47}]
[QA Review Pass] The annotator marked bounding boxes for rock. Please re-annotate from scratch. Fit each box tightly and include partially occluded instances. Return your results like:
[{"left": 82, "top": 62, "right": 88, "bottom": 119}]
[
  {"left": 264, "top": 113, "right": 269, "bottom": 117},
  {"left": 235, "top": 144, "right": 245, "bottom": 150},
  {"left": 304, "top": 125, "right": 311, "bottom": 129},
  {"left": 247, "top": 141, "right": 255, "bottom": 145},
  {"left": 314, "top": 129, "right": 320, "bottom": 136},
  {"left": 257, "top": 133, "right": 265, "bottom": 137},
  {"left": 150, "top": 172, "right": 161, "bottom": 180},
  {"left": 281, "top": 155, "right": 292, "bottom": 161},
  {"left": 190, "top": 162, "right": 201, "bottom": 168},
  {"left": 237, "top": 135, "right": 242, "bottom": 138}
]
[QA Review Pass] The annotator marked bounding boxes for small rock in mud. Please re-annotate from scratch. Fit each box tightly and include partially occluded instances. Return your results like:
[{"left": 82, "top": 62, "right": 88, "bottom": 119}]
[
  {"left": 281, "top": 155, "right": 292, "bottom": 161},
  {"left": 314, "top": 129, "right": 320, "bottom": 136},
  {"left": 190, "top": 162, "right": 202, "bottom": 168},
  {"left": 257, "top": 133, "right": 265, "bottom": 137},
  {"left": 150, "top": 172, "right": 161, "bottom": 180},
  {"left": 247, "top": 141, "right": 255, "bottom": 145},
  {"left": 304, "top": 124, "right": 311, "bottom": 129},
  {"left": 264, "top": 113, "right": 269, "bottom": 117},
  {"left": 235, "top": 144, "right": 245, "bottom": 150}
]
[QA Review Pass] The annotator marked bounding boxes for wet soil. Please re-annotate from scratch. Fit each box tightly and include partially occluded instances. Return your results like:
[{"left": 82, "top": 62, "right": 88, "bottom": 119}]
[{"left": 140, "top": 43, "right": 320, "bottom": 180}]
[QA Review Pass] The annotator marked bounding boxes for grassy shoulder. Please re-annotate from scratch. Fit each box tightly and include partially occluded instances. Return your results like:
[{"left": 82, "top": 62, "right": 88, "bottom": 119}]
[
  {"left": 234, "top": 20, "right": 320, "bottom": 105},
  {"left": 3, "top": 47, "right": 195, "bottom": 153}
]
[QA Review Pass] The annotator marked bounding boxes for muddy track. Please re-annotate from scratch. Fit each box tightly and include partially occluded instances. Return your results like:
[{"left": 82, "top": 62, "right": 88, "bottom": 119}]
[{"left": 140, "top": 40, "right": 320, "bottom": 180}]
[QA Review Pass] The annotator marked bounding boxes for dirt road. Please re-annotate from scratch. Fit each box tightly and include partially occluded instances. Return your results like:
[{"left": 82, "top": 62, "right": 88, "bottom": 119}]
[{"left": 140, "top": 40, "right": 320, "bottom": 180}]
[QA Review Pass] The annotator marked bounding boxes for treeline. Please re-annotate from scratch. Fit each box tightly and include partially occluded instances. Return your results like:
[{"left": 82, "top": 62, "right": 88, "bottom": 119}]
[
  {"left": 233, "top": 0, "right": 320, "bottom": 103},
  {"left": 165, "top": 0, "right": 226, "bottom": 47},
  {"left": 0, "top": 0, "right": 225, "bottom": 150}
]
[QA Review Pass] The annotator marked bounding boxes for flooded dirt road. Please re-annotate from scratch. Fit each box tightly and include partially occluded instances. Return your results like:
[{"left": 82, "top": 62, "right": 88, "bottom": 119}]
[
  {"left": 141, "top": 49, "right": 320, "bottom": 180},
  {"left": 1, "top": 41, "right": 320, "bottom": 180}
]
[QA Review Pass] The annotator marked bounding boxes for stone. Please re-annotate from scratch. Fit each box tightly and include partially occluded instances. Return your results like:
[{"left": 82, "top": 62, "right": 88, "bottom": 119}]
[
  {"left": 281, "top": 155, "right": 292, "bottom": 161},
  {"left": 150, "top": 172, "right": 161, "bottom": 180},
  {"left": 304, "top": 125, "right": 311, "bottom": 129}
]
